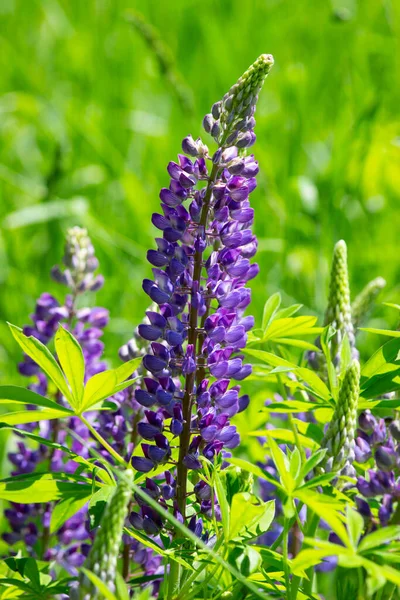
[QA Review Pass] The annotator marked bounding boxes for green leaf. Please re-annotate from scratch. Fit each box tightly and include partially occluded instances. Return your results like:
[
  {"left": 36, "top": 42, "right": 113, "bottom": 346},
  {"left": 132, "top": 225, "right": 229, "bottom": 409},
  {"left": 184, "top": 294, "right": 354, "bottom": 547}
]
[
  {"left": 229, "top": 493, "right": 274, "bottom": 541},
  {"left": 0, "top": 408, "right": 74, "bottom": 426},
  {"left": 275, "top": 303, "right": 303, "bottom": 319},
  {"left": 82, "top": 357, "right": 140, "bottom": 410},
  {"left": 265, "top": 316, "right": 322, "bottom": 340},
  {"left": 54, "top": 326, "right": 85, "bottom": 409},
  {"left": 267, "top": 437, "right": 294, "bottom": 492},
  {"left": 262, "top": 292, "right": 281, "bottom": 330},
  {"left": 83, "top": 370, "right": 117, "bottom": 409},
  {"left": 214, "top": 467, "right": 230, "bottom": 541},
  {"left": 80, "top": 569, "right": 118, "bottom": 600},
  {"left": 296, "top": 448, "right": 327, "bottom": 485},
  {"left": 244, "top": 348, "right": 331, "bottom": 402},
  {"left": 249, "top": 428, "right": 319, "bottom": 450},
  {"left": 88, "top": 485, "right": 115, "bottom": 529},
  {"left": 320, "top": 325, "right": 338, "bottom": 399},
  {"left": 346, "top": 505, "right": 364, "bottom": 548},
  {"left": 0, "top": 427, "right": 113, "bottom": 485},
  {"left": 8, "top": 323, "right": 73, "bottom": 404},
  {"left": 0, "top": 385, "right": 73, "bottom": 413},
  {"left": 359, "top": 328, "right": 400, "bottom": 337},
  {"left": 50, "top": 495, "right": 90, "bottom": 533},
  {"left": 290, "top": 548, "right": 333, "bottom": 576},
  {"left": 358, "top": 526, "right": 400, "bottom": 553},
  {"left": 361, "top": 337, "right": 400, "bottom": 397},
  {"left": 297, "top": 490, "right": 350, "bottom": 548},
  {"left": 0, "top": 472, "right": 93, "bottom": 503}
]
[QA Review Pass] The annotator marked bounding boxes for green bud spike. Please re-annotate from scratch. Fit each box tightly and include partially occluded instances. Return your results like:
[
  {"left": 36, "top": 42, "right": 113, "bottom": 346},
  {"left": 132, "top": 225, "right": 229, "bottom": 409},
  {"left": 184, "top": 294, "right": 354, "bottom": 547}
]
[
  {"left": 320, "top": 360, "right": 360, "bottom": 477},
  {"left": 324, "top": 240, "right": 355, "bottom": 360},
  {"left": 352, "top": 276, "right": 386, "bottom": 330},
  {"left": 77, "top": 471, "right": 133, "bottom": 599},
  {"left": 210, "top": 54, "right": 274, "bottom": 147}
]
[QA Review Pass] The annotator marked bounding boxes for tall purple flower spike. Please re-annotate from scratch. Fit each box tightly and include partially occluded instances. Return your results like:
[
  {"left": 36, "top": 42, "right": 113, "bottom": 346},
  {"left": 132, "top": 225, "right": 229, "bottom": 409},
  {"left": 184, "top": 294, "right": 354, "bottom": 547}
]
[
  {"left": 4, "top": 227, "right": 120, "bottom": 572},
  {"left": 131, "top": 54, "right": 274, "bottom": 526}
]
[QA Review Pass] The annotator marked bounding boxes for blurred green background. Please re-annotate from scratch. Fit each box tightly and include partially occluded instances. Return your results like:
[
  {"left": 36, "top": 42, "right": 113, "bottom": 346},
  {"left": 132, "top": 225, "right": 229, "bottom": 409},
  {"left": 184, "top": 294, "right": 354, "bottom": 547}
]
[{"left": 1, "top": 0, "right": 400, "bottom": 384}]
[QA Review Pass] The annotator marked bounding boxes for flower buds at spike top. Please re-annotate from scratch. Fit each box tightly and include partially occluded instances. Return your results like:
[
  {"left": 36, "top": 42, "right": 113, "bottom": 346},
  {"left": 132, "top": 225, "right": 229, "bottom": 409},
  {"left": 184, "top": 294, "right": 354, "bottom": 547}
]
[
  {"left": 205, "top": 54, "right": 274, "bottom": 147},
  {"left": 76, "top": 471, "right": 133, "bottom": 600},
  {"left": 351, "top": 276, "right": 386, "bottom": 330},
  {"left": 51, "top": 226, "right": 103, "bottom": 293},
  {"left": 128, "top": 55, "right": 270, "bottom": 530},
  {"left": 320, "top": 360, "right": 360, "bottom": 478},
  {"left": 324, "top": 240, "right": 356, "bottom": 362}
]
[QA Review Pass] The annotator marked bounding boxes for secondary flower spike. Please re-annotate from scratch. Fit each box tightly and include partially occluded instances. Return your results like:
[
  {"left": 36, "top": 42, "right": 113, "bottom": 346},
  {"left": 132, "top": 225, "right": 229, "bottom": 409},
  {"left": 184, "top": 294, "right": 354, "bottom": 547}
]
[
  {"left": 320, "top": 359, "right": 360, "bottom": 478},
  {"left": 351, "top": 276, "right": 386, "bottom": 330},
  {"left": 74, "top": 471, "right": 133, "bottom": 599},
  {"left": 324, "top": 240, "right": 356, "bottom": 361},
  {"left": 131, "top": 55, "right": 274, "bottom": 528}
]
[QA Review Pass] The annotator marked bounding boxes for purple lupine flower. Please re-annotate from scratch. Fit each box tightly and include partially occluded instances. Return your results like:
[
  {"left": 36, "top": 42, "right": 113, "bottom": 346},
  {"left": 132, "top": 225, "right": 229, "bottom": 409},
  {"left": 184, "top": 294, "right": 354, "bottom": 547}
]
[
  {"left": 355, "top": 410, "right": 400, "bottom": 527},
  {"left": 4, "top": 227, "right": 120, "bottom": 570},
  {"left": 128, "top": 55, "right": 274, "bottom": 535}
]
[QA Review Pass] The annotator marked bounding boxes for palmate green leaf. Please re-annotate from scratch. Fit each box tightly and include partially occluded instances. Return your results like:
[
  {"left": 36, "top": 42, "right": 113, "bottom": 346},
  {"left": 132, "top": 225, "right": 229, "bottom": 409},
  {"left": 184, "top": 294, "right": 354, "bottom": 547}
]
[
  {"left": 358, "top": 525, "right": 400, "bottom": 553},
  {"left": 8, "top": 324, "right": 73, "bottom": 404},
  {"left": 229, "top": 493, "right": 274, "bottom": 541},
  {"left": 54, "top": 326, "right": 85, "bottom": 410},
  {"left": 0, "top": 472, "right": 93, "bottom": 503},
  {"left": 361, "top": 337, "right": 400, "bottom": 397},
  {"left": 81, "top": 357, "right": 141, "bottom": 410},
  {"left": 265, "top": 316, "right": 322, "bottom": 340},
  {"left": 50, "top": 495, "right": 91, "bottom": 533}
]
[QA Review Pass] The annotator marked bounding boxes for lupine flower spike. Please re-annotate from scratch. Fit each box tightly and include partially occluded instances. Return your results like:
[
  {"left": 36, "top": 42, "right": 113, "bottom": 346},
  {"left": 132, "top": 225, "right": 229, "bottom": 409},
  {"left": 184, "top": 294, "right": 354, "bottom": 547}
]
[
  {"left": 130, "top": 54, "right": 274, "bottom": 532},
  {"left": 75, "top": 471, "right": 133, "bottom": 599},
  {"left": 351, "top": 276, "right": 386, "bottom": 330},
  {"left": 324, "top": 240, "right": 356, "bottom": 361},
  {"left": 320, "top": 360, "right": 360, "bottom": 479}
]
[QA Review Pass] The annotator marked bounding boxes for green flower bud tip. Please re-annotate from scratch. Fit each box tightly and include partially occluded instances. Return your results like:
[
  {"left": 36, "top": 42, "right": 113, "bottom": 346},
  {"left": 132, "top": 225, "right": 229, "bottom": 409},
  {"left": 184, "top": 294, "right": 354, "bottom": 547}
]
[
  {"left": 206, "top": 54, "right": 274, "bottom": 147},
  {"left": 321, "top": 359, "right": 360, "bottom": 475},
  {"left": 352, "top": 276, "right": 386, "bottom": 330},
  {"left": 78, "top": 471, "right": 133, "bottom": 600},
  {"left": 324, "top": 239, "right": 355, "bottom": 357}
]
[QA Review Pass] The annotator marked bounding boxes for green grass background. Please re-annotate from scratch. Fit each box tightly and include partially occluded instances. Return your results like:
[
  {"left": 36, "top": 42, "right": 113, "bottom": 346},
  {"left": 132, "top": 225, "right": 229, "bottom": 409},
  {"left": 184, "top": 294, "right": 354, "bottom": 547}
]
[{"left": 1, "top": 0, "right": 399, "bottom": 382}]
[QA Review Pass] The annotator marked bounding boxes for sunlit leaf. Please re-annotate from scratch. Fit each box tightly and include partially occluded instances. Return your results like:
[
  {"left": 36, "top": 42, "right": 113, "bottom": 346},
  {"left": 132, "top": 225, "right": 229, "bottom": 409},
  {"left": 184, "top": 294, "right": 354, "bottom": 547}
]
[
  {"left": 54, "top": 326, "right": 85, "bottom": 410},
  {"left": 229, "top": 493, "right": 274, "bottom": 541},
  {"left": 8, "top": 324, "right": 73, "bottom": 404}
]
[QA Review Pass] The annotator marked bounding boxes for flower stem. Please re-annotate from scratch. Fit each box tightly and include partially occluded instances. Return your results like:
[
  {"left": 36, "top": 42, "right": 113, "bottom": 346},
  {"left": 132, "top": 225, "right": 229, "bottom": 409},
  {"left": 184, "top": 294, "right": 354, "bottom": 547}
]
[
  {"left": 80, "top": 415, "right": 127, "bottom": 467},
  {"left": 282, "top": 518, "right": 292, "bottom": 600}
]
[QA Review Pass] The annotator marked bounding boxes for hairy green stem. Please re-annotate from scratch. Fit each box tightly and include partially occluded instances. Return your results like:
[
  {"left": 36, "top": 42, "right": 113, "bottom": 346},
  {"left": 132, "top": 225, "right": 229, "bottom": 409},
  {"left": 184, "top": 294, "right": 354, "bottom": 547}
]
[{"left": 80, "top": 415, "right": 127, "bottom": 467}]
